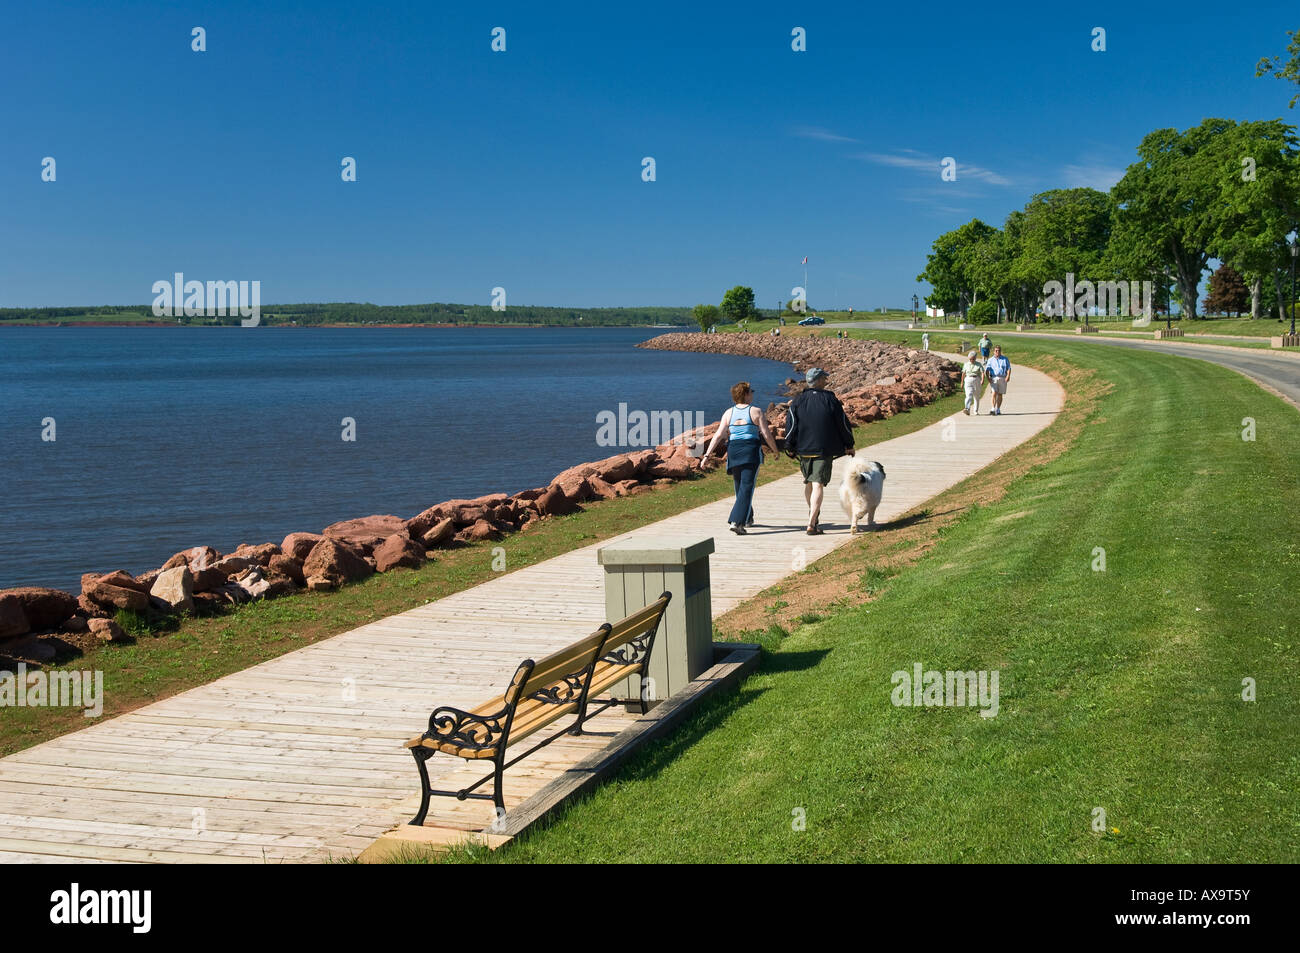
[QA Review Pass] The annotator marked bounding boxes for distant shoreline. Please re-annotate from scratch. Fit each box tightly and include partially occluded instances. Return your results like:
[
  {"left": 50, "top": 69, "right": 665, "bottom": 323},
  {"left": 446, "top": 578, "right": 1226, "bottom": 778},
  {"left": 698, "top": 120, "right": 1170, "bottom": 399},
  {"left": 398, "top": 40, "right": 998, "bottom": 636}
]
[{"left": 1, "top": 322, "right": 695, "bottom": 330}]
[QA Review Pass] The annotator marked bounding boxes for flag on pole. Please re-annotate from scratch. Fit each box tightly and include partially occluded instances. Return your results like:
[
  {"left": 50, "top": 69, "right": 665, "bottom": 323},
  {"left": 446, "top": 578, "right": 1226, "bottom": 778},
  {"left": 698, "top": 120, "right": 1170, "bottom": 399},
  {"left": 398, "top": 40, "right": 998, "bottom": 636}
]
[{"left": 801, "top": 257, "right": 808, "bottom": 264}]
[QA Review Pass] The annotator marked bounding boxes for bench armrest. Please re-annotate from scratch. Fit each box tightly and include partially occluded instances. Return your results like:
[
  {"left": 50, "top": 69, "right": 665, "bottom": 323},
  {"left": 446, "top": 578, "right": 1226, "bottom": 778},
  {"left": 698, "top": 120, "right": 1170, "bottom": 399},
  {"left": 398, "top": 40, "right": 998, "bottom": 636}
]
[{"left": 422, "top": 704, "right": 509, "bottom": 753}]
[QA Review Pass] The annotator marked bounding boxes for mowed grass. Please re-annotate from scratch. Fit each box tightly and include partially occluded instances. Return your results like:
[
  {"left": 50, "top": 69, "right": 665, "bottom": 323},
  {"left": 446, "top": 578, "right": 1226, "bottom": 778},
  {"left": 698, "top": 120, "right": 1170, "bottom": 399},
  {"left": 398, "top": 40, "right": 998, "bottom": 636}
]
[
  {"left": 446, "top": 339, "right": 1300, "bottom": 863},
  {"left": 0, "top": 386, "right": 961, "bottom": 757}
]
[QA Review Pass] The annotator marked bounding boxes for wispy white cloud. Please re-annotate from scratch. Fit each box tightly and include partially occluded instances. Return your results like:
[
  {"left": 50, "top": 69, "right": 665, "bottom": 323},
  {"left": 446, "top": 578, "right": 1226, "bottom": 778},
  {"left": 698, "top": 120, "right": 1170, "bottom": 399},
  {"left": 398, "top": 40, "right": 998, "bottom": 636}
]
[
  {"left": 1061, "top": 162, "right": 1125, "bottom": 192},
  {"left": 792, "top": 125, "right": 860, "bottom": 143},
  {"left": 853, "top": 149, "right": 1013, "bottom": 186}
]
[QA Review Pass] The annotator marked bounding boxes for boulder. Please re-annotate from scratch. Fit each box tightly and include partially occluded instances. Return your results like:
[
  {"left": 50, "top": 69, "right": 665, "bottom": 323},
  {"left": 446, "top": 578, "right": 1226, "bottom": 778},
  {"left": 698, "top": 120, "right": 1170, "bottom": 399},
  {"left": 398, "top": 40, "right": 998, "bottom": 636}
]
[
  {"left": 551, "top": 473, "right": 593, "bottom": 504},
  {"left": 150, "top": 566, "right": 195, "bottom": 613},
  {"left": 191, "top": 567, "right": 229, "bottom": 593},
  {"left": 83, "top": 572, "right": 150, "bottom": 612},
  {"left": 323, "top": 515, "right": 408, "bottom": 554},
  {"left": 0, "top": 587, "right": 77, "bottom": 631},
  {"left": 374, "top": 533, "right": 427, "bottom": 572},
  {"left": 455, "top": 518, "right": 502, "bottom": 543},
  {"left": 419, "top": 518, "right": 457, "bottom": 548},
  {"left": 88, "top": 618, "right": 127, "bottom": 642},
  {"left": 191, "top": 592, "right": 227, "bottom": 613},
  {"left": 60, "top": 616, "right": 90, "bottom": 634},
  {"left": 534, "top": 485, "right": 577, "bottom": 517},
  {"left": 591, "top": 453, "right": 636, "bottom": 483},
  {"left": 212, "top": 556, "right": 252, "bottom": 577},
  {"left": 77, "top": 595, "right": 112, "bottom": 619},
  {"left": 135, "top": 569, "right": 163, "bottom": 590},
  {"left": 179, "top": 546, "right": 222, "bottom": 571},
  {"left": 302, "top": 538, "right": 374, "bottom": 588},
  {"left": 586, "top": 475, "right": 619, "bottom": 500},
  {"left": 305, "top": 576, "right": 337, "bottom": 592},
  {"left": 281, "top": 532, "right": 326, "bottom": 561},
  {"left": 232, "top": 542, "right": 282, "bottom": 566},
  {"left": 0, "top": 595, "right": 29, "bottom": 638},
  {"left": 267, "top": 554, "right": 305, "bottom": 586}
]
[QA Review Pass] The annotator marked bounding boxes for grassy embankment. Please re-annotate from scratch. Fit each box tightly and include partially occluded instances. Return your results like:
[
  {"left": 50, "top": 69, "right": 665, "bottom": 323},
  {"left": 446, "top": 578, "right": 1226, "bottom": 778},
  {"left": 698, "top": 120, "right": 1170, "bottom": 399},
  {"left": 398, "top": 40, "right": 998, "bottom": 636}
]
[
  {"left": 0, "top": 388, "right": 961, "bottom": 758},
  {"left": 434, "top": 331, "right": 1299, "bottom": 863}
]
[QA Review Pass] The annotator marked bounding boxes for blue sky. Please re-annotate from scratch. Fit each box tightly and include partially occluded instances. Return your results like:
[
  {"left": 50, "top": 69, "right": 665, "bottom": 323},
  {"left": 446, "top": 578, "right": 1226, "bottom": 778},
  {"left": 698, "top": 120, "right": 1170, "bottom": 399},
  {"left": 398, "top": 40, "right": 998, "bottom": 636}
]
[{"left": 1, "top": 0, "right": 1296, "bottom": 309}]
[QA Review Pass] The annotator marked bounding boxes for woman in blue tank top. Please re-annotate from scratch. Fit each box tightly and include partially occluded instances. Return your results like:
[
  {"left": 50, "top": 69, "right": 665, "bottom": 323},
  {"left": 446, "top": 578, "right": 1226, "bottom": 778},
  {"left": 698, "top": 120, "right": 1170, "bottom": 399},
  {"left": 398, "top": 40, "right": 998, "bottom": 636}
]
[{"left": 699, "top": 382, "right": 780, "bottom": 535}]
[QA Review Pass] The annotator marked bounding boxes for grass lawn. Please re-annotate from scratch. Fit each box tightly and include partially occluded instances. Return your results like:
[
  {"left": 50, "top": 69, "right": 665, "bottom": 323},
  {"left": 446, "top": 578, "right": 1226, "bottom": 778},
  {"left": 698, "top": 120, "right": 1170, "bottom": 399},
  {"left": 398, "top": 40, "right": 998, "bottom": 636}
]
[
  {"left": 0, "top": 386, "right": 961, "bottom": 758},
  {"left": 439, "top": 335, "right": 1299, "bottom": 863}
]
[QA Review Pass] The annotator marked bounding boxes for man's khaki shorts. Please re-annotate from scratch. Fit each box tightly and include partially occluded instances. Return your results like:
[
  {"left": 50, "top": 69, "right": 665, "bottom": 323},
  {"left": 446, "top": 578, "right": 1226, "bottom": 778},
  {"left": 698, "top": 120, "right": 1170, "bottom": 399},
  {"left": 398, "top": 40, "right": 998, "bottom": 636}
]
[
  {"left": 799, "top": 455, "right": 835, "bottom": 485},
  {"left": 990, "top": 376, "right": 1007, "bottom": 395}
]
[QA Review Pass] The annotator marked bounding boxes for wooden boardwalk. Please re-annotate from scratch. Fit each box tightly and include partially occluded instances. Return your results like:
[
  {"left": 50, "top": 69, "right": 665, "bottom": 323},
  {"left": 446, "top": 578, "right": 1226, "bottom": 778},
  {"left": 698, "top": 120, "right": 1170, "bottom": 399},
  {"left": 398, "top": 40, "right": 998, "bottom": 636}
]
[{"left": 0, "top": 369, "right": 1063, "bottom": 863}]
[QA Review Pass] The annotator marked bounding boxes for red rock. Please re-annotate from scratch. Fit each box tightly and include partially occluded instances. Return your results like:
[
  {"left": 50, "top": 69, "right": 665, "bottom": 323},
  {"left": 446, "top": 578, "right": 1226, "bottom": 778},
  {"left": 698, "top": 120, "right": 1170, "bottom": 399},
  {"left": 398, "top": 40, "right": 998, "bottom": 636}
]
[
  {"left": 180, "top": 546, "right": 222, "bottom": 571},
  {"left": 88, "top": 617, "right": 127, "bottom": 642},
  {"left": 0, "top": 587, "right": 78, "bottom": 631},
  {"left": 591, "top": 453, "right": 636, "bottom": 483},
  {"left": 77, "top": 595, "right": 111, "bottom": 619},
  {"left": 513, "top": 486, "right": 548, "bottom": 502},
  {"left": 84, "top": 570, "right": 149, "bottom": 596},
  {"left": 232, "top": 542, "right": 282, "bottom": 566},
  {"left": 161, "top": 552, "right": 190, "bottom": 571},
  {"left": 0, "top": 595, "right": 29, "bottom": 638},
  {"left": 586, "top": 475, "right": 619, "bottom": 500},
  {"left": 267, "top": 554, "right": 305, "bottom": 586},
  {"left": 191, "top": 567, "right": 228, "bottom": 593},
  {"left": 534, "top": 485, "right": 577, "bottom": 517},
  {"left": 613, "top": 479, "right": 641, "bottom": 497},
  {"left": 374, "top": 533, "right": 427, "bottom": 572},
  {"left": 135, "top": 569, "right": 163, "bottom": 589},
  {"left": 192, "top": 591, "right": 227, "bottom": 613},
  {"left": 455, "top": 518, "right": 502, "bottom": 543},
  {"left": 420, "top": 518, "right": 457, "bottom": 547},
  {"left": 83, "top": 572, "right": 150, "bottom": 612},
  {"left": 302, "top": 538, "right": 374, "bottom": 588},
  {"left": 324, "top": 515, "right": 408, "bottom": 555},
  {"left": 405, "top": 506, "right": 445, "bottom": 539},
  {"left": 212, "top": 556, "right": 252, "bottom": 577},
  {"left": 552, "top": 473, "right": 593, "bottom": 504},
  {"left": 646, "top": 452, "right": 695, "bottom": 480},
  {"left": 281, "top": 532, "right": 325, "bottom": 561},
  {"left": 2, "top": 636, "right": 56, "bottom": 662}
]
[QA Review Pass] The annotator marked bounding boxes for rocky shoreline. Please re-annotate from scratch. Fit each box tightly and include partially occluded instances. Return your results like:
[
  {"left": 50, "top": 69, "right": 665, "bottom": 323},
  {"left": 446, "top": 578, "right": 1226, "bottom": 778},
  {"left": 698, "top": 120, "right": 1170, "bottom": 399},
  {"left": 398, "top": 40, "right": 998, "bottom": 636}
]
[{"left": 0, "top": 333, "right": 957, "bottom": 666}]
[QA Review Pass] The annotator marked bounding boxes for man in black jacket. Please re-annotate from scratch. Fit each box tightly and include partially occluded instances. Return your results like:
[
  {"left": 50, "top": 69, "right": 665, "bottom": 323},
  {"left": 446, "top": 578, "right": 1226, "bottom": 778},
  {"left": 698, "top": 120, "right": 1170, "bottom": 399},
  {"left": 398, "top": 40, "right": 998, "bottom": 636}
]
[{"left": 783, "top": 367, "right": 855, "bottom": 535}]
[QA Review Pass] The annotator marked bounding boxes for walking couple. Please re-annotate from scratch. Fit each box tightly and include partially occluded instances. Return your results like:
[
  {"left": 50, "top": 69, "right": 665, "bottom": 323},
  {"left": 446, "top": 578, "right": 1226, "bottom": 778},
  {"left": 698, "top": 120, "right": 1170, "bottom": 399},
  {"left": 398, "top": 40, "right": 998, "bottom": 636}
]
[{"left": 698, "top": 368, "right": 854, "bottom": 536}]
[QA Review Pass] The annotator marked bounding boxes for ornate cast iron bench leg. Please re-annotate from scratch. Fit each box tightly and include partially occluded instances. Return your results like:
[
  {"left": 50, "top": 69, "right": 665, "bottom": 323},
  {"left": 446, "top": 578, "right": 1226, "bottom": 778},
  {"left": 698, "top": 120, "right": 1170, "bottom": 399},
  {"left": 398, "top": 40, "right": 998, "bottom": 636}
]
[{"left": 409, "top": 747, "right": 434, "bottom": 826}]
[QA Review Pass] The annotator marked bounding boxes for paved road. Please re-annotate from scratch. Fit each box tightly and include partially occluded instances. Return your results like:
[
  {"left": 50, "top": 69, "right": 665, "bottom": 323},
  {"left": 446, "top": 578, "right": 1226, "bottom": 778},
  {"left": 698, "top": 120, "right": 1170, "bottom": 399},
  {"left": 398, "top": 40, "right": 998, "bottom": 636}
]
[{"left": 836, "top": 320, "right": 1300, "bottom": 408}]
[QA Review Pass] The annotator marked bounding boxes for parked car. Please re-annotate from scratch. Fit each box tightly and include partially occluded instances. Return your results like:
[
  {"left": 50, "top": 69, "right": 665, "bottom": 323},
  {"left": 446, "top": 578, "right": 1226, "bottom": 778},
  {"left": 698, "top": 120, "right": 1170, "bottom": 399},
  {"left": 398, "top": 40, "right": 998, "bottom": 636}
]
[{"left": 797, "top": 315, "right": 825, "bottom": 326}]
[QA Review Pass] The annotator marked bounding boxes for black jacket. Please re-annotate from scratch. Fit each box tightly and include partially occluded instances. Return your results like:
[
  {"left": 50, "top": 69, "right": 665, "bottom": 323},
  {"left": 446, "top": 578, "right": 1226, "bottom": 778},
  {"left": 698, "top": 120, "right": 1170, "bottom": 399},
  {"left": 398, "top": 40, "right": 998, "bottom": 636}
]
[{"left": 784, "top": 387, "right": 854, "bottom": 457}]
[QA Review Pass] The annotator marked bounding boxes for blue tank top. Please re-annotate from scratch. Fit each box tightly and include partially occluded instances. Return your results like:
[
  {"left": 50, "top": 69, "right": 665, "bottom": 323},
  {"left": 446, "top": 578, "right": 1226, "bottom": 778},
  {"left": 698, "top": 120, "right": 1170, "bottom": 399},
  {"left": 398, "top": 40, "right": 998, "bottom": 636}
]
[{"left": 729, "top": 404, "right": 759, "bottom": 442}]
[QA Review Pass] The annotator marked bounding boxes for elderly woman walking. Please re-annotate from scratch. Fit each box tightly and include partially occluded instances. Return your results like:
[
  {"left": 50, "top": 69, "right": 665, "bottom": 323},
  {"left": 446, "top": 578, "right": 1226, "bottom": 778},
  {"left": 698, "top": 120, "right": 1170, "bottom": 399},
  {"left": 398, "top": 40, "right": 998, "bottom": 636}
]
[
  {"left": 698, "top": 381, "right": 779, "bottom": 534},
  {"left": 962, "top": 349, "right": 984, "bottom": 415}
]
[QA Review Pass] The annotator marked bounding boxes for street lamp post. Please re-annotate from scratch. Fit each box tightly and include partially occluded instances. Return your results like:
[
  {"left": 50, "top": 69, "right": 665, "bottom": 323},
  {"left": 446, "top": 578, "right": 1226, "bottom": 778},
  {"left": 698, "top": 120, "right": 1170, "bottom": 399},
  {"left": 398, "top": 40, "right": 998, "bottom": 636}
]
[
  {"left": 1290, "top": 236, "right": 1298, "bottom": 336},
  {"left": 912, "top": 294, "right": 918, "bottom": 323}
]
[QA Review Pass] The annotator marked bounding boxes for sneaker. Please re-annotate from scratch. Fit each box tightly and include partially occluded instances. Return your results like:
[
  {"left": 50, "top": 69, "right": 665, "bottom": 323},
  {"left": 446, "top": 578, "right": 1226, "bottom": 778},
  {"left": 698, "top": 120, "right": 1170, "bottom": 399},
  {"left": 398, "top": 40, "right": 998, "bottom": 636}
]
[
  {"left": 730, "top": 524, "right": 747, "bottom": 535},
  {"left": 745, "top": 516, "right": 755, "bottom": 527},
  {"left": 963, "top": 407, "right": 970, "bottom": 416}
]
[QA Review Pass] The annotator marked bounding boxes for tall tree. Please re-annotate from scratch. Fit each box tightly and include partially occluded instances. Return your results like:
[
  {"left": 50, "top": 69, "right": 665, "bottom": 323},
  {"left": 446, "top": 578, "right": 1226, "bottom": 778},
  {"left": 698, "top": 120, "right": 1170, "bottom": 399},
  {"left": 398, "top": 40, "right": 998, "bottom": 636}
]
[
  {"left": 1112, "top": 120, "right": 1245, "bottom": 318},
  {"left": 692, "top": 303, "right": 719, "bottom": 331},
  {"left": 917, "top": 219, "right": 997, "bottom": 317},
  {"left": 1257, "top": 29, "right": 1300, "bottom": 108},
  {"left": 719, "top": 286, "right": 758, "bottom": 324}
]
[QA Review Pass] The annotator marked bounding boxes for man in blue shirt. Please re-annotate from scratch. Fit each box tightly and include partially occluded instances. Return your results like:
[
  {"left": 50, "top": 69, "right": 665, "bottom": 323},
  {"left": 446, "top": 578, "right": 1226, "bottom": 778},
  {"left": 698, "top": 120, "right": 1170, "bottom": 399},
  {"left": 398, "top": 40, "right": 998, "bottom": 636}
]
[{"left": 985, "top": 345, "right": 1011, "bottom": 416}]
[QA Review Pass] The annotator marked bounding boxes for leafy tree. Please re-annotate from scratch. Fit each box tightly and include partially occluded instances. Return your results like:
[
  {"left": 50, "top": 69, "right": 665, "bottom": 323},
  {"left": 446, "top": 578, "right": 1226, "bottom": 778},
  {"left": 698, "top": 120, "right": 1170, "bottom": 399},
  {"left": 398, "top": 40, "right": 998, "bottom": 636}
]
[
  {"left": 967, "top": 299, "right": 998, "bottom": 324},
  {"left": 917, "top": 219, "right": 997, "bottom": 317},
  {"left": 719, "top": 286, "right": 758, "bottom": 323},
  {"left": 1257, "top": 29, "right": 1300, "bottom": 108},
  {"left": 1204, "top": 264, "right": 1250, "bottom": 316},
  {"left": 1211, "top": 119, "right": 1300, "bottom": 318},
  {"left": 1112, "top": 120, "right": 1248, "bottom": 318},
  {"left": 692, "top": 303, "right": 719, "bottom": 331}
]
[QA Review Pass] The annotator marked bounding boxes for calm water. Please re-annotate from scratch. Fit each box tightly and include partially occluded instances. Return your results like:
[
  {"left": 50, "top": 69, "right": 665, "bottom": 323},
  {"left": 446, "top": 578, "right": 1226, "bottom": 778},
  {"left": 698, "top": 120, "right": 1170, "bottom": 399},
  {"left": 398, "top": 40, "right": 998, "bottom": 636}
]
[{"left": 0, "top": 326, "right": 789, "bottom": 593}]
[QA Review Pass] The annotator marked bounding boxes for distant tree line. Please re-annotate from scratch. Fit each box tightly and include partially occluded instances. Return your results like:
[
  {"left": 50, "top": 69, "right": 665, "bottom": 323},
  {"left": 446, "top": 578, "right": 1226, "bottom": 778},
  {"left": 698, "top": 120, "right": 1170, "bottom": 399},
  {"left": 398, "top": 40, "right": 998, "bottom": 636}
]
[
  {"left": 917, "top": 117, "right": 1300, "bottom": 322},
  {"left": 0, "top": 302, "right": 696, "bottom": 327}
]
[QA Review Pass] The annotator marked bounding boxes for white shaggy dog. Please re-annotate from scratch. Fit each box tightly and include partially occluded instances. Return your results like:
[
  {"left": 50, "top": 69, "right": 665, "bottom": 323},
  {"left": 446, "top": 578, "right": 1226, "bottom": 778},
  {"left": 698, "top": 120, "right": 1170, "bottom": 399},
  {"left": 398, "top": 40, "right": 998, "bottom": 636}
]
[{"left": 839, "top": 456, "right": 886, "bottom": 533}]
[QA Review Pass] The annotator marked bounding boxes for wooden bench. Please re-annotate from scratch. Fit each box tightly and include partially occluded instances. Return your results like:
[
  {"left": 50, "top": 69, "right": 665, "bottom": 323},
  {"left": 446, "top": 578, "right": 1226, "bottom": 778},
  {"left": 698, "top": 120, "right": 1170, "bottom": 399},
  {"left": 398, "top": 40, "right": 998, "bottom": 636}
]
[{"left": 404, "top": 592, "right": 672, "bottom": 824}]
